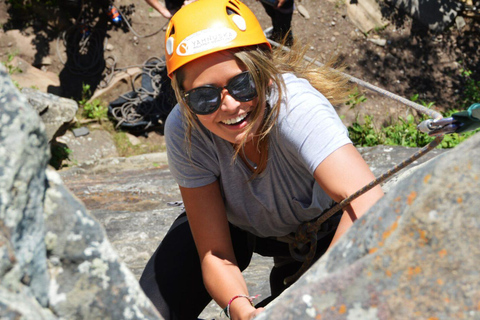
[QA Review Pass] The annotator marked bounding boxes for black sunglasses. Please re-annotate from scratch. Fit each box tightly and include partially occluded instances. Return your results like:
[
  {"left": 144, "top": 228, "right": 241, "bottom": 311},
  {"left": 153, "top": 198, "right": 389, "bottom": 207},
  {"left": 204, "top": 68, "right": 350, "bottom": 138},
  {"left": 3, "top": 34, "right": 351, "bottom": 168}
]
[{"left": 183, "top": 71, "right": 257, "bottom": 115}]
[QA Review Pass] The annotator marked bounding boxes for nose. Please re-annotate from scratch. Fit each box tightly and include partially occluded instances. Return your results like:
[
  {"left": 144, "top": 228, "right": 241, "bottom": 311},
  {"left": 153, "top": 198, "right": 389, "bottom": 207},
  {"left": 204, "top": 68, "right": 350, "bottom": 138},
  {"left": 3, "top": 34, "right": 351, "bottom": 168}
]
[{"left": 219, "top": 88, "right": 241, "bottom": 112}]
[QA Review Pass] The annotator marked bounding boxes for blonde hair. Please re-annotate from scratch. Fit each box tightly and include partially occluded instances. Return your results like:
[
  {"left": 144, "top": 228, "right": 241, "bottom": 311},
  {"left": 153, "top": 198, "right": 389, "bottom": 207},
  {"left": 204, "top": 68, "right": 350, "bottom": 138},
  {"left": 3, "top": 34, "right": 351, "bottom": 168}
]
[{"left": 171, "top": 43, "right": 353, "bottom": 176}]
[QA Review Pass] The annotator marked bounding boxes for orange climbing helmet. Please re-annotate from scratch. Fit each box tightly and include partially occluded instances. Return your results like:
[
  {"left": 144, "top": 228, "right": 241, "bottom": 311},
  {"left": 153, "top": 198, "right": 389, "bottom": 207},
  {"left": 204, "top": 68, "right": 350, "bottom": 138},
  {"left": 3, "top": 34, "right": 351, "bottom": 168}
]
[{"left": 164, "top": 0, "right": 271, "bottom": 78}]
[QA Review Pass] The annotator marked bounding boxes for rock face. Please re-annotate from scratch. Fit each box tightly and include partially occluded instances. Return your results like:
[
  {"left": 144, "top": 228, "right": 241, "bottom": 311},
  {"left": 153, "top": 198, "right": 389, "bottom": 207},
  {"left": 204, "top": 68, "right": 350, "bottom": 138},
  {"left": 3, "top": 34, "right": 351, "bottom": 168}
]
[
  {"left": 0, "top": 65, "right": 162, "bottom": 319},
  {"left": 0, "top": 60, "right": 53, "bottom": 320},
  {"left": 256, "top": 132, "right": 480, "bottom": 319}
]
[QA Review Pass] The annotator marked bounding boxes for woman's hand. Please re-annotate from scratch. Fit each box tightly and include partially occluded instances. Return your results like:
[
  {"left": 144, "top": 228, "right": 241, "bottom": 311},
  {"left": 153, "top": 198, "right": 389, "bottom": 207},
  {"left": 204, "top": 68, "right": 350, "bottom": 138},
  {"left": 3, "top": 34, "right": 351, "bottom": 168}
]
[
  {"left": 248, "top": 307, "right": 265, "bottom": 319},
  {"left": 180, "top": 181, "right": 256, "bottom": 319}
]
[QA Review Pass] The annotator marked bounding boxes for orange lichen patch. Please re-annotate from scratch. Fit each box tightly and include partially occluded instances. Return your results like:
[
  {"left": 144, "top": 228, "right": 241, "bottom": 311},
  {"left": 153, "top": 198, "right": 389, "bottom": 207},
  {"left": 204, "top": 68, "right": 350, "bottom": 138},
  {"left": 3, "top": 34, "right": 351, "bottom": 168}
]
[
  {"left": 427, "top": 318, "right": 439, "bottom": 320},
  {"left": 457, "top": 197, "right": 463, "bottom": 204},
  {"left": 438, "top": 249, "right": 447, "bottom": 258},
  {"left": 369, "top": 247, "right": 378, "bottom": 254},
  {"left": 331, "top": 306, "right": 336, "bottom": 311},
  {"left": 444, "top": 298, "right": 450, "bottom": 303},
  {"left": 423, "top": 174, "right": 432, "bottom": 184},
  {"left": 418, "top": 229, "right": 428, "bottom": 246},
  {"left": 407, "top": 266, "right": 422, "bottom": 278},
  {"left": 407, "top": 191, "right": 417, "bottom": 205},
  {"left": 437, "top": 278, "right": 444, "bottom": 285},
  {"left": 379, "top": 219, "right": 399, "bottom": 246},
  {"left": 338, "top": 305, "right": 346, "bottom": 314},
  {"left": 477, "top": 301, "right": 480, "bottom": 311},
  {"left": 385, "top": 270, "right": 392, "bottom": 277},
  {"left": 394, "top": 196, "right": 401, "bottom": 202},
  {"left": 316, "top": 315, "right": 322, "bottom": 320}
]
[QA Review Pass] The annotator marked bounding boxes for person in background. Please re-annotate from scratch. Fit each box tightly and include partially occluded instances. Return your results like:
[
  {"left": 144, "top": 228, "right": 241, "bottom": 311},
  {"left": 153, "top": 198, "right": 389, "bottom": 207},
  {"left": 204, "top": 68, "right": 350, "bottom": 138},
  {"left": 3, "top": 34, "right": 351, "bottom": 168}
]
[
  {"left": 140, "top": 0, "right": 384, "bottom": 319},
  {"left": 260, "top": 0, "right": 295, "bottom": 46},
  {"left": 145, "top": 0, "right": 196, "bottom": 18}
]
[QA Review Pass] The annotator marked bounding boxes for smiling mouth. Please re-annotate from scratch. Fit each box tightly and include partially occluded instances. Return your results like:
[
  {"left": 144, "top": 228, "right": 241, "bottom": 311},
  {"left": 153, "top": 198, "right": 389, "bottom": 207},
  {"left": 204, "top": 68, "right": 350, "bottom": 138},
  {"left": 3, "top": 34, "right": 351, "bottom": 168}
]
[{"left": 221, "top": 112, "right": 250, "bottom": 125}]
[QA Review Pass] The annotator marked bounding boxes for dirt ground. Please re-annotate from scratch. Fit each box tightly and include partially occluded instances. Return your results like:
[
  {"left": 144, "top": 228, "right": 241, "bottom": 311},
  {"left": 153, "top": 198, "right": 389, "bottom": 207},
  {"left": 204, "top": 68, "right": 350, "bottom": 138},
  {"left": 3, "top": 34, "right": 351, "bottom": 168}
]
[{"left": 1, "top": 0, "right": 479, "bottom": 127}]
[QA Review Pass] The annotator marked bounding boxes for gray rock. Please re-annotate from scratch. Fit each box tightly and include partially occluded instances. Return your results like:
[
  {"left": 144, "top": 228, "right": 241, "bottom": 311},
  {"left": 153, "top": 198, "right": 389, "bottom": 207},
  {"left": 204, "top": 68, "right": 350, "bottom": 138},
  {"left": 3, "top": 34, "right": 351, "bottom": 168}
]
[
  {"left": 0, "top": 63, "right": 162, "bottom": 319},
  {"left": 58, "top": 130, "right": 119, "bottom": 166},
  {"left": 256, "top": 132, "right": 480, "bottom": 319},
  {"left": 44, "top": 169, "right": 162, "bottom": 320},
  {"left": 21, "top": 87, "right": 78, "bottom": 142},
  {"left": 0, "top": 64, "right": 50, "bottom": 308}
]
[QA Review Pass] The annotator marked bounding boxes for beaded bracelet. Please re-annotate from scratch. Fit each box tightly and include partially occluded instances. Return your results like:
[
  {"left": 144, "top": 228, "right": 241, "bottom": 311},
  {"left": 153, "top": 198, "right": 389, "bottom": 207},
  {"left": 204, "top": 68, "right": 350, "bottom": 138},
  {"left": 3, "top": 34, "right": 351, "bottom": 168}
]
[{"left": 222, "top": 294, "right": 260, "bottom": 319}]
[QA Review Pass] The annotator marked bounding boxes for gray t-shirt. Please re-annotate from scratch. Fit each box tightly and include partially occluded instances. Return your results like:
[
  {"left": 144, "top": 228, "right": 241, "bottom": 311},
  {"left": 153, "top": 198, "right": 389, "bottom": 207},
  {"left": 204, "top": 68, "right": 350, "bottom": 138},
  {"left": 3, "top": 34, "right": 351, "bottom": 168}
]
[{"left": 165, "top": 73, "right": 351, "bottom": 237}]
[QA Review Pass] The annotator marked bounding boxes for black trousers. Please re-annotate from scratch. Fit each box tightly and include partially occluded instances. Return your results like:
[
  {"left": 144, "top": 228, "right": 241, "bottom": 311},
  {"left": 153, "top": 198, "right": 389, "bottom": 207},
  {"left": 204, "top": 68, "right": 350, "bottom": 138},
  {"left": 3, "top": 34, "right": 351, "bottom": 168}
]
[
  {"left": 140, "top": 211, "right": 341, "bottom": 320},
  {"left": 261, "top": 0, "right": 295, "bottom": 46}
]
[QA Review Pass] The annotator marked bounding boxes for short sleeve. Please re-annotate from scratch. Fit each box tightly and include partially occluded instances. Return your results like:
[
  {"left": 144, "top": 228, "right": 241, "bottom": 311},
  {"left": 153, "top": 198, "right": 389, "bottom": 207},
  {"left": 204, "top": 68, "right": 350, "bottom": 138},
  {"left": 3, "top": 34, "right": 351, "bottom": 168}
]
[
  {"left": 164, "top": 105, "right": 219, "bottom": 188},
  {"left": 276, "top": 74, "right": 351, "bottom": 174}
]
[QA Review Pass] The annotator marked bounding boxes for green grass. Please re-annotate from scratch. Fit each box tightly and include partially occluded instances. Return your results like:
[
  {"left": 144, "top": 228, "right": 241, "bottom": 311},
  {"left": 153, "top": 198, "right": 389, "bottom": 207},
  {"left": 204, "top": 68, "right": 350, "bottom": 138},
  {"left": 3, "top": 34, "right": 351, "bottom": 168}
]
[
  {"left": 348, "top": 110, "right": 479, "bottom": 149},
  {"left": 78, "top": 83, "right": 108, "bottom": 121}
]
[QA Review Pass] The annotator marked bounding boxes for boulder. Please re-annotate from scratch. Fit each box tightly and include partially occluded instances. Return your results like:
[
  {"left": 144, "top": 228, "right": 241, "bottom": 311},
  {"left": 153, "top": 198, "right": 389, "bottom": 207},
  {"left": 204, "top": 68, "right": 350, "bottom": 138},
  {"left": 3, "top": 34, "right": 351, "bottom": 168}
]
[
  {"left": 346, "top": 0, "right": 389, "bottom": 33},
  {"left": 58, "top": 129, "right": 119, "bottom": 166},
  {"left": 0, "top": 60, "right": 53, "bottom": 320},
  {"left": 21, "top": 88, "right": 78, "bottom": 142},
  {"left": 0, "top": 63, "right": 162, "bottom": 319},
  {"left": 256, "top": 132, "right": 480, "bottom": 319}
]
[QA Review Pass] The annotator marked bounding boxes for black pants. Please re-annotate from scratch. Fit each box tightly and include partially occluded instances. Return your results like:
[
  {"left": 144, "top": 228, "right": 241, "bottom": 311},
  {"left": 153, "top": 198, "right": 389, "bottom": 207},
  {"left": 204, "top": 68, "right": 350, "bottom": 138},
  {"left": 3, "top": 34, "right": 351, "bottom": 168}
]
[
  {"left": 140, "top": 211, "right": 341, "bottom": 320},
  {"left": 261, "top": 0, "right": 295, "bottom": 46}
]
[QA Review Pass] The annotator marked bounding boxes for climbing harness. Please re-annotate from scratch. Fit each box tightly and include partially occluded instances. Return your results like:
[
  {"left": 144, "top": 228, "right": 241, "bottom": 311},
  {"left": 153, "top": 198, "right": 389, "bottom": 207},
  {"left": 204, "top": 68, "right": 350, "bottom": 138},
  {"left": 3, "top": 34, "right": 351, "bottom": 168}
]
[{"left": 266, "top": 39, "right": 480, "bottom": 285}]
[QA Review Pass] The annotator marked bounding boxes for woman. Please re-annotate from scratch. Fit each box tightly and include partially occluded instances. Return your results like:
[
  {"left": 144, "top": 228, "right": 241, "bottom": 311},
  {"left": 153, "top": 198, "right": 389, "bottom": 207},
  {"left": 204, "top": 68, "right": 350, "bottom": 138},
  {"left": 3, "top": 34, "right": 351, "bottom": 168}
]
[{"left": 140, "top": 0, "right": 384, "bottom": 319}]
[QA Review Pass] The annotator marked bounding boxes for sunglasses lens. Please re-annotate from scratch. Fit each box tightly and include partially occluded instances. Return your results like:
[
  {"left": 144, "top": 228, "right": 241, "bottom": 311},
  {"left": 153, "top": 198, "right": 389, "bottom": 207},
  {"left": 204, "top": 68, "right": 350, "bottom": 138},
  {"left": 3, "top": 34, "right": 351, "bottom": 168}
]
[
  {"left": 184, "top": 72, "right": 258, "bottom": 115},
  {"left": 186, "top": 88, "right": 220, "bottom": 115},
  {"left": 228, "top": 72, "right": 257, "bottom": 102}
]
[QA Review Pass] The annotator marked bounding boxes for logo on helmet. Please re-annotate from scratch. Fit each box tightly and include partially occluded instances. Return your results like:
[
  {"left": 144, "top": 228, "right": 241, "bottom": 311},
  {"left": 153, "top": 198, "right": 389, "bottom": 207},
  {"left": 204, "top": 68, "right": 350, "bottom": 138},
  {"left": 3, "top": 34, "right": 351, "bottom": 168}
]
[{"left": 176, "top": 27, "right": 237, "bottom": 56}]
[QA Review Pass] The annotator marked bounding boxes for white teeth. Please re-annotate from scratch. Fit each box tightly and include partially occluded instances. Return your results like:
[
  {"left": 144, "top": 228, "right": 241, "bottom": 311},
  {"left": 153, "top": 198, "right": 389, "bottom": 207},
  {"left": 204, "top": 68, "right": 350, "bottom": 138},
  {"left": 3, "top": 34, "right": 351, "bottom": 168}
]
[{"left": 222, "top": 113, "right": 248, "bottom": 125}]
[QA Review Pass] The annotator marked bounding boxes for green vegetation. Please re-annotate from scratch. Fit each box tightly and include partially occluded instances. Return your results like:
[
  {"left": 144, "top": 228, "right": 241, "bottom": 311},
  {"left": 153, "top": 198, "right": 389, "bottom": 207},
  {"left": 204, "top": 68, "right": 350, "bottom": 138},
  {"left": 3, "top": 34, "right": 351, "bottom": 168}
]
[
  {"left": 459, "top": 68, "right": 480, "bottom": 110},
  {"left": 348, "top": 110, "right": 479, "bottom": 149},
  {"left": 78, "top": 83, "right": 108, "bottom": 121},
  {"left": 49, "top": 143, "right": 73, "bottom": 169},
  {"left": 347, "top": 72, "right": 480, "bottom": 150},
  {"left": 112, "top": 130, "right": 164, "bottom": 157},
  {"left": 2, "top": 51, "right": 22, "bottom": 74},
  {"left": 75, "top": 83, "right": 163, "bottom": 158},
  {"left": 346, "top": 87, "right": 367, "bottom": 109},
  {"left": 1, "top": 51, "right": 22, "bottom": 89}
]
